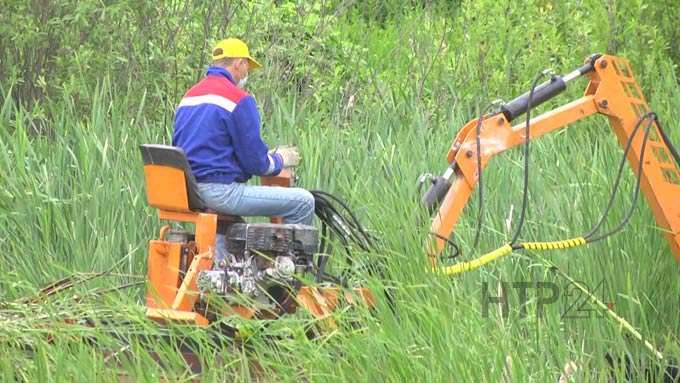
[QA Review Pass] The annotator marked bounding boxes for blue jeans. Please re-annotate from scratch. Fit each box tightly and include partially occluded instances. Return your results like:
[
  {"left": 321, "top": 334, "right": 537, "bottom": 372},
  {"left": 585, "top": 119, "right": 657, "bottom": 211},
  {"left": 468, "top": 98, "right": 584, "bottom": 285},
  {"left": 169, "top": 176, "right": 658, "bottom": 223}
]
[{"left": 197, "top": 182, "right": 315, "bottom": 265}]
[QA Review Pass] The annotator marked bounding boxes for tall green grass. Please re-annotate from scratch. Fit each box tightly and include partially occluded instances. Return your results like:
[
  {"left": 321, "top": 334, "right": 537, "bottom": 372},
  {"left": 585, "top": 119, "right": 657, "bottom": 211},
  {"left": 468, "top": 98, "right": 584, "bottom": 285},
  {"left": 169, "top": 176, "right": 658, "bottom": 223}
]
[{"left": 1, "top": 2, "right": 680, "bottom": 381}]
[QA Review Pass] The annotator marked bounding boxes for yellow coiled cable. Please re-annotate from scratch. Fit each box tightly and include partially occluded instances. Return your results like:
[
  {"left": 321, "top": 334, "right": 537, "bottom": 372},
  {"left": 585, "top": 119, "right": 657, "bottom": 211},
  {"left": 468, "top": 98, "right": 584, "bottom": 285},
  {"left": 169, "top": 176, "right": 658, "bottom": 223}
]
[
  {"left": 439, "top": 245, "right": 513, "bottom": 275},
  {"left": 521, "top": 237, "right": 587, "bottom": 251},
  {"left": 438, "top": 237, "right": 587, "bottom": 276}
]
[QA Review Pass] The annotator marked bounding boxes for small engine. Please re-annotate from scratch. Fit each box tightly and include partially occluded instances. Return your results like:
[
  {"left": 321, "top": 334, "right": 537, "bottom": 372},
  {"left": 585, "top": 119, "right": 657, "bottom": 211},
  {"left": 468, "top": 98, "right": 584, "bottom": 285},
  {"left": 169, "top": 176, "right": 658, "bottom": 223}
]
[{"left": 197, "top": 223, "right": 318, "bottom": 309}]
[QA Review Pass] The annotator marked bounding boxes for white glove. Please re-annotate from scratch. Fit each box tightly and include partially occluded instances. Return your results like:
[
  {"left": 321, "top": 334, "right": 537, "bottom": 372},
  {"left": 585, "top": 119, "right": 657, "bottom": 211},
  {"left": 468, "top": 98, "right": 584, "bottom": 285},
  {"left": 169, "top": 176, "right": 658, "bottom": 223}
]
[{"left": 272, "top": 145, "right": 300, "bottom": 168}]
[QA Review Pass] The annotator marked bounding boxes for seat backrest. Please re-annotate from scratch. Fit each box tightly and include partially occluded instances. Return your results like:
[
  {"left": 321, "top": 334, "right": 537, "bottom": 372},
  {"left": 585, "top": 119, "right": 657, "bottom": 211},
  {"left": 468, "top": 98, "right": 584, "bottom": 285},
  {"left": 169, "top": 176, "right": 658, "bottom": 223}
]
[{"left": 139, "top": 144, "right": 206, "bottom": 212}]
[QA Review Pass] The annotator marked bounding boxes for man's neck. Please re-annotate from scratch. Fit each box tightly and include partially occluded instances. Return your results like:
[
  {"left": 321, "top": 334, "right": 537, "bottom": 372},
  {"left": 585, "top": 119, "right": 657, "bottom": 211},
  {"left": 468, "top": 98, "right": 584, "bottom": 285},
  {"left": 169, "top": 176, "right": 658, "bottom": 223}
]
[
  {"left": 206, "top": 66, "right": 237, "bottom": 85},
  {"left": 224, "top": 66, "right": 238, "bottom": 80}
]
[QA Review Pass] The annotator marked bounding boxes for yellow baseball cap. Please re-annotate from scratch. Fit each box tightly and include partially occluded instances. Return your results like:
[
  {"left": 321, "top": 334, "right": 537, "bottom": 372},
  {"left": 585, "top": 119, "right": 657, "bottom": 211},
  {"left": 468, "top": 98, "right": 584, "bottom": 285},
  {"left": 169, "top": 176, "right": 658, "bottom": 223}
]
[{"left": 212, "top": 38, "right": 262, "bottom": 70}]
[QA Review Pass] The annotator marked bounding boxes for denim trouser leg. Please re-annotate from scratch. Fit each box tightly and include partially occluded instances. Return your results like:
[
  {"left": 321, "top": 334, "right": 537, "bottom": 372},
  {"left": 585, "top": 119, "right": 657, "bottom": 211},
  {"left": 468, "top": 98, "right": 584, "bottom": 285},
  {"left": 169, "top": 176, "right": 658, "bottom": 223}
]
[{"left": 196, "top": 182, "right": 316, "bottom": 265}]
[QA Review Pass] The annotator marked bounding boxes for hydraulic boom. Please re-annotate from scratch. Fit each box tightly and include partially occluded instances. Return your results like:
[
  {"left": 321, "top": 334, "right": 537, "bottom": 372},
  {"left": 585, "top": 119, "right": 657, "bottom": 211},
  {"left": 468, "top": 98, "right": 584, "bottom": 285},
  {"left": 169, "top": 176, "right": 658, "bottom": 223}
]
[{"left": 423, "top": 54, "right": 680, "bottom": 267}]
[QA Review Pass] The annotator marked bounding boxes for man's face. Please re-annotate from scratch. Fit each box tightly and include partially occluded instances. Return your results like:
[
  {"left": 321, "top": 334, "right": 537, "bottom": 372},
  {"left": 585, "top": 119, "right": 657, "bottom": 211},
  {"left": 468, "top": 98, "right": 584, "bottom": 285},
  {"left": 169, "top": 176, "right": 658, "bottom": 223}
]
[{"left": 234, "top": 58, "right": 249, "bottom": 82}]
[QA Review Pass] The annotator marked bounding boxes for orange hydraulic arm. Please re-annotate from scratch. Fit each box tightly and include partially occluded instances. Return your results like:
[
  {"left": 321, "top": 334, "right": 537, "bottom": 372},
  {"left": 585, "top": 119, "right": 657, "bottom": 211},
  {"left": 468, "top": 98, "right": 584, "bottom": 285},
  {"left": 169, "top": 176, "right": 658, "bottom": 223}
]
[{"left": 424, "top": 54, "right": 680, "bottom": 266}]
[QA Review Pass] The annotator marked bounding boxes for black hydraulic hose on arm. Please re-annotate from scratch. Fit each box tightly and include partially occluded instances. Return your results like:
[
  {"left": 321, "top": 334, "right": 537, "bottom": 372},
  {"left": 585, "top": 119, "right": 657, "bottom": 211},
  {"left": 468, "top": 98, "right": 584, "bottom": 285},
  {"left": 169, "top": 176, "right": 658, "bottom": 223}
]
[
  {"left": 472, "top": 108, "right": 486, "bottom": 250},
  {"left": 499, "top": 55, "right": 603, "bottom": 245},
  {"left": 584, "top": 112, "right": 657, "bottom": 243},
  {"left": 583, "top": 112, "right": 655, "bottom": 239},
  {"left": 429, "top": 231, "right": 460, "bottom": 259},
  {"left": 471, "top": 101, "right": 506, "bottom": 250},
  {"left": 655, "top": 116, "right": 680, "bottom": 168},
  {"left": 509, "top": 69, "right": 553, "bottom": 245},
  {"left": 587, "top": 117, "right": 655, "bottom": 243},
  {"left": 505, "top": 56, "right": 600, "bottom": 244}
]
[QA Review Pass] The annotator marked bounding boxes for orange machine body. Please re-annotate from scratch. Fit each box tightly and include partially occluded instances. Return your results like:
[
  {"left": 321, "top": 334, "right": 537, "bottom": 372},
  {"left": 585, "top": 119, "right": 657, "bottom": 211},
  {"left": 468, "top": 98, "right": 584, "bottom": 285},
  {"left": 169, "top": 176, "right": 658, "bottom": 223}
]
[
  {"left": 140, "top": 154, "right": 373, "bottom": 327},
  {"left": 142, "top": 160, "right": 217, "bottom": 325},
  {"left": 428, "top": 54, "right": 680, "bottom": 264}
]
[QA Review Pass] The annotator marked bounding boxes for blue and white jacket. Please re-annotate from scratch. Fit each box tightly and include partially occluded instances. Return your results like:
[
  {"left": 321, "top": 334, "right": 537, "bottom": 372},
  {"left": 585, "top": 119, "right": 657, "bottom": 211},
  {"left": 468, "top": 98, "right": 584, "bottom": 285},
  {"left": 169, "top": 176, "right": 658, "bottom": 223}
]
[{"left": 172, "top": 66, "right": 283, "bottom": 184}]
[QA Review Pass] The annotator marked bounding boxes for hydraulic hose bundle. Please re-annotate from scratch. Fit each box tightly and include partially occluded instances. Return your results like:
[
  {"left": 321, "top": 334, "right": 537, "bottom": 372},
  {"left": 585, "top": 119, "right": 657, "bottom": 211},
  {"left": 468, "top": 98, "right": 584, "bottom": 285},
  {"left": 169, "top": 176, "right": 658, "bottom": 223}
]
[
  {"left": 310, "top": 190, "right": 396, "bottom": 310},
  {"left": 309, "top": 190, "right": 378, "bottom": 283}
]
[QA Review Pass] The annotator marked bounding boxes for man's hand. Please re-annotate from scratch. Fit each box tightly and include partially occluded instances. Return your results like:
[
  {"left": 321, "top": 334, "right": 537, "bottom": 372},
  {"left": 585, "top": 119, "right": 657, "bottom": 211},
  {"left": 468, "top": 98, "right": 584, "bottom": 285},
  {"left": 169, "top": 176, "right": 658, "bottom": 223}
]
[{"left": 272, "top": 145, "right": 300, "bottom": 168}]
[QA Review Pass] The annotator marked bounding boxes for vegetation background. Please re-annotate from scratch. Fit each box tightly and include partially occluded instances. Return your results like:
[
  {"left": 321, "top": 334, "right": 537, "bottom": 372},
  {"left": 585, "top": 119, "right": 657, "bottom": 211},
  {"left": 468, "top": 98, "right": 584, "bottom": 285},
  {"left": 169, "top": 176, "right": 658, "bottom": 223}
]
[{"left": 1, "top": 0, "right": 679, "bottom": 381}]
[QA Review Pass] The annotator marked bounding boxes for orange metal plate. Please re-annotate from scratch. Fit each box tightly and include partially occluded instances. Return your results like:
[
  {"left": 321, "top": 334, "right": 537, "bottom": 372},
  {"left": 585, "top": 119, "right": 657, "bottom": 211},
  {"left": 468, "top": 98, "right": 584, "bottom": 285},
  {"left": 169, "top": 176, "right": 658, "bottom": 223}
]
[
  {"left": 146, "top": 308, "right": 209, "bottom": 327},
  {"left": 146, "top": 240, "right": 182, "bottom": 309},
  {"left": 143, "top": 165, "right": 190, "bottom": 212}
]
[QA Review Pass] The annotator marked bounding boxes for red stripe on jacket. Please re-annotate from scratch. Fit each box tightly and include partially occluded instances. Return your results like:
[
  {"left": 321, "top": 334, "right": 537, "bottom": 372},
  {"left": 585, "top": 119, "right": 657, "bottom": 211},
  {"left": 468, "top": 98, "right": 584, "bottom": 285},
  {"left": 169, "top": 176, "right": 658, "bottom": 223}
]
[{"left": 184, "top": 75, "right": 248, "bottom": 104}]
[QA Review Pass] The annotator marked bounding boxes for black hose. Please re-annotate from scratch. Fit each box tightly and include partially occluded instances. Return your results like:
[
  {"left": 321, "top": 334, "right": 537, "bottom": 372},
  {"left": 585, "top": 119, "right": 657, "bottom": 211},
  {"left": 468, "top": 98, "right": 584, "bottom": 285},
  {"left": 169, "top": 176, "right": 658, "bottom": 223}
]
[
  {"left": 510, "top": 70, "right": 552, "bottom": 245},
  {"left": 309, "top": 190, "right": 396, "bottom": 312},
  {"left": 429, "top": 232, "right": 461, "bottom": 259},
  {"left": 586, "top": 113, "right": 656, "bottom": 243},
  {"left": 584, "top": 112, "right": 656, "bottom": 240},
  {"left": 312, "top": 190, "right": 375, "bottom": 250},
  {"left": 472, "top": 109, "right": 486, "bottom": 249},
  {"left": 655, "top": 116, "right": 680, "bottom": 168},
  {"left": 309, "top": 189, "right": 379, "bottom": 282},
  {"left": 471, "top": 102, "right": 504, "bottom": 250}
]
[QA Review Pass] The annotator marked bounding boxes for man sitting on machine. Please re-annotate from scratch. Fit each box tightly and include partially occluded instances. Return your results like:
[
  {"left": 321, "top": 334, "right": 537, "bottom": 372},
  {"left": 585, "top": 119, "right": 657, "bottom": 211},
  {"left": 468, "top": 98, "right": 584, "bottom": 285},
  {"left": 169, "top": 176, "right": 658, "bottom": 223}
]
[{"left": 172, "top": 37, "right": 315, "bottom": 264}]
